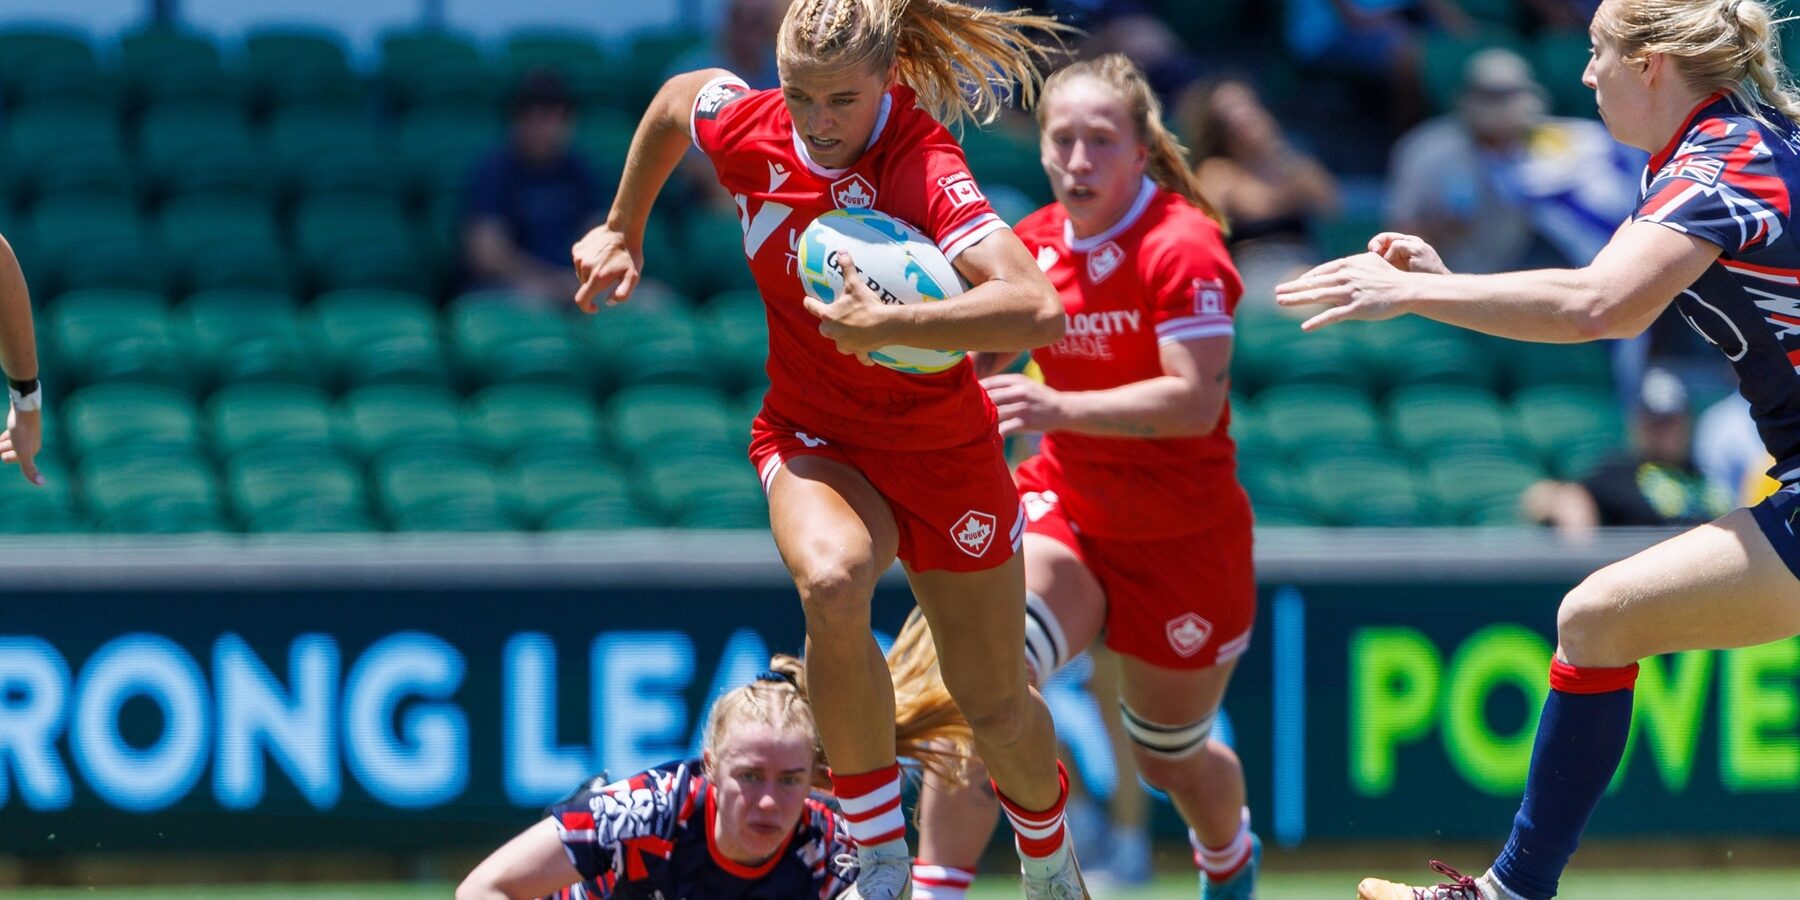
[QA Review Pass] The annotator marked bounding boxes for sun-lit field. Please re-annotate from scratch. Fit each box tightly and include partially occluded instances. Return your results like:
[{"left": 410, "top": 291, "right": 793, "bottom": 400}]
[{"left": 11, "top": 870, "right": 1800, "bottom": 899}]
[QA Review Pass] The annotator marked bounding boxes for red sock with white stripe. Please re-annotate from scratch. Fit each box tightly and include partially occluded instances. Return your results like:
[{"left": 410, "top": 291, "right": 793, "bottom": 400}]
[
  {"left": 994, "top": 761, "right": 1073, "bottom": 879},
  {"left": 911, "top": 862, "right": 974, "bottom": 900},
  {"left": 831, "top": 764, "right": 907, "bottom": 849},
  {"left": 1190, "top": 807, "right": 1253, "bottom": 883}
]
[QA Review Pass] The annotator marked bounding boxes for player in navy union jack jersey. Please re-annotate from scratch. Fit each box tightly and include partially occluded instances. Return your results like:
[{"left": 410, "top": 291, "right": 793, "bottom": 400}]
[
  {"left": 456, "top": 620, "right": 971, "bottom": 900},
  {"left": 1278, "top": 2, "right": 1800, "bottom": 898}
]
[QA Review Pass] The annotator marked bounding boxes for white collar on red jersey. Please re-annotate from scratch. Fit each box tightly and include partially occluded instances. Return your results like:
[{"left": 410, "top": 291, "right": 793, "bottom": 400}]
[
  {"left": 1063, "top": 176, "right": 1158, "bottom": 253},
  {"left": 790, "top": 93, "right": 895, "bottom": 178}
]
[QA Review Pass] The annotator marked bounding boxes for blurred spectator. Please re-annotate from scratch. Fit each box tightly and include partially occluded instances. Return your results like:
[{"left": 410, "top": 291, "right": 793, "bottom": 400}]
[
  {"left": 1284, "top": 0, "right": 1475, "bottom": 129},
  {"left": 1522, "top": 0, "right": 1599, "bottom": 31},
  {"left": 1524, "top": 369, "right": 1734, "bottom": 535},
  {"left": 1695, "top": 388, "right": 1779, "bottom": 507},
  {"left": 1387, "top": 48, "right": 1639, "bottom": 275},
  {"left": 1182, "top": 76, "right": 1339, "bottom": 305},
  {"left": 667, "top": 0, "right": 784, "bottom": 89},
  {"left": 462, "top": 70, "right": 604, "bottom": 304}
]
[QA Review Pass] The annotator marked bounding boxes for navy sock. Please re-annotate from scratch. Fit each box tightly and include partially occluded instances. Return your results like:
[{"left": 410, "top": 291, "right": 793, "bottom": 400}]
[{"left": 1491, "top": 659, "right": 1638, "bottom": 900}]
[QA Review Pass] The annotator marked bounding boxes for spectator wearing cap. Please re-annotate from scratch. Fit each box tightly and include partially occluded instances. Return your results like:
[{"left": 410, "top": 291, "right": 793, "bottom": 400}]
[
  {"left": 461, "top": 69, "right": 605, "bottom": 304},
  {"left": 1524, "top": 369, "right": 1735, "bottom": 535},
  {"left": 1386, "top": 47, "right": 1641, "bottom": 275}
]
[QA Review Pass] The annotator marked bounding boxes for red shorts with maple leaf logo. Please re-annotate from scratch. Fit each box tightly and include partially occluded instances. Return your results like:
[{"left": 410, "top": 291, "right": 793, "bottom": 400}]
[
  {"left": 1016, "top": 456, "right": 1254, "bottom": 670},
  {"left": 749, "top": 408, "right": 1022, "bottom": 573}
]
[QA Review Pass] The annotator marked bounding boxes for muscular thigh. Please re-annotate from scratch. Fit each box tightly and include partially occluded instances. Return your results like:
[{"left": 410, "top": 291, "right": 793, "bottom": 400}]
[
  {"left": 905, "top": 553, "right": 1029, "bottom": 689},
  {"left": 767, "top": 455, "right": 899, "bottom": 590},
  {"left": 1117, "top": 654, "right": 1238, "bottom": 726},
  {"left": 1564, "top": 507, "right": 1800, "bottom": 664},
  {"left": 1024, "top": 532, "right": 1108, "bottom": 661}
]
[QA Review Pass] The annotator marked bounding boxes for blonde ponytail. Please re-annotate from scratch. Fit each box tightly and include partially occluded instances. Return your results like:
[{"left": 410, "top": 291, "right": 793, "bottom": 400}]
[
  {"left": 778, "top": 0, "right": 1073, "bottom": 129},
  {"left": 1598, "top": 0, "right": 1800, "bottom": 126},
  {"left": 734, "top": 610, "right": 971, "bottom": 786},
  {"left": 1038, "top": 53, "right": 1226, "bottom": 229}
]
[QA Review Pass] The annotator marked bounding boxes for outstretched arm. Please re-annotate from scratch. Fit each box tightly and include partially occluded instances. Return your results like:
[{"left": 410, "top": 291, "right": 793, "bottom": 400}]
[{"left": 1275, "top": 221, "right": 1720, "bottom": 343}]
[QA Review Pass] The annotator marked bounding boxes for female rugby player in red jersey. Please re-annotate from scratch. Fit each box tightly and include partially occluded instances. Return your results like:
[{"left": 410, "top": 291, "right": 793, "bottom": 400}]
[
  {"left": 908, "top": 54, "right": 1260, "bottom": 900},
  {"left": 568, "top": 1, "right": 1088, "bottom": 896}
]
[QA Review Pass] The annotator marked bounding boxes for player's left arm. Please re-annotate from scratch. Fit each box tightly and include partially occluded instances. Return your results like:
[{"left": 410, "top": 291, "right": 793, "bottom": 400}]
[
  {"left": 0, "top": 231, "right": 44, "bottom": 486},
  {"left": 983, "top": 337, "right": 1231, "bottom": 438},
  {"left": 812, "top": 229, "right": 1064, "bottom": 355},
  {"left": 455, "top": 818, "right": 583, "bottom": 900}
]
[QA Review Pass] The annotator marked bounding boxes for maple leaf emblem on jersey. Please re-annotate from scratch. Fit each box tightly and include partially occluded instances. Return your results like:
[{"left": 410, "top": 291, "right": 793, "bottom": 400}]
[
  {"left": 832, "top": 174, "right": 878, "bottom": 209},
  {"left": 950, "top": 510, "right": 997, "bottom": 557},
  {"left": 1087, "top": 240, "right": 1125, "bottom": 283}
]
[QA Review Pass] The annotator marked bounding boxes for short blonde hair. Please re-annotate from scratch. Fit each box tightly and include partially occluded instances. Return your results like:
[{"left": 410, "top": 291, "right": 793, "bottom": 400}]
[
  {"left": 1596, "top": 0, "right": 1800, "bottom": 125},
  {"left": 776, "top": 0, "right": 1072, "bottom": 129}
]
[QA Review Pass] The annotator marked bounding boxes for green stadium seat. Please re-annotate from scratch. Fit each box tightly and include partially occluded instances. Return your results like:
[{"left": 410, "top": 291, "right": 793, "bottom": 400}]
[
  {"left": 619, "top": 30, "right": 706, "bottom": 108},
  {"left": 1228, "top": 309, "right": 1302, "bottom": 396},
  {"left": 28, "top": 195, "right": 166, "bottom": 296},
  {"left": 78, "top": 450, "right": 227, "bottom": 533},
  {"left": 1534, "top": 32, "right": 1598, "bottom": 119},
  {"left": 542, "top": 495, "right": 664, "bottom": 530},
  {"left": 1385, "top": 385, "right": 1517, "bottom": 458},
  {"left": 1298, "top": 447, "right": 1433, "bottom": 526},
  {"left": 139, "top": 103, "right": 264, "bottom": 201},
  {"left": 225, "top": 448, "right": 367, "bottom": 523},
  {"left": 0, "top": 28, "right": 106, "bottom": 107},
  {"left": 209, "top": 383, "right": 337, "bottom": 456},
  {"left": 1511, "top": 385, "right": 1625, "bottom": 472},
  {"left": 310, "top": 288, "right": 450, "bottom": 387},
  {"left": 245, "top": 500, "right": 380, "bottom": 533},
  {"left": 961, "top": 122, "right": 1054, "bottom": 206},
  {"left": 337, "top": 384, "right": 467, "bottom": 460},
  {"left": 158, "top": 194, "right": 286, "bottom": 294},
  {"left": 1348, "top": 317, "right": 1503, "bottom": 394},
  {"left": 467, "top": 383, "right": 604, "bottom": 460},
  {"left": 373, "top": 450, "right": 507, "bottom": 522},
  {"left": 675, "top": 492, "right": 769, "bottom": 528},
  {"left": 1424, "top": 449, "right": 1545, "bottom": 525},
  {"left": 1254, "top": 384, "right": 1384, "bottom": 458},
  {"left": 243, "top": 28, "right": 360, "bottom": 113},
  {"left": 1250, "top": 503, "right": 1316, "bottom": 527},
  {"left": 379, "top": 30, "right": 497, "bottom": 111},
  {"left": 27, "top": 146, "right": 136, "bottom": 211},
  {"left": 184, "top": 290, "right": 316, "bottom": 388},
  {"left": 1420, "top": 31, "right": 1528, "bottom": 115},
  {"left": 7, "top": 102, "right": 125, "bottom": 188},
  {"left": 291, "top": 197, "right": 433, "bottom": 296},
  {"left": 1308, "top": 206, "right": 1385, "bottom": 261},
  {"left": 62, "top": 383, "right": 202, "bottom": 461},
  {"left": 448, "top": 292, "right": 590, "bottom": 388},
  {"left": 637, "top": 455, "right": 762, "bottom": 522},
  {"left": 1235, "top": 453, "right": 1294, "bottom": 512},
  {"left": 263, "top": 104, "right": 397, "bottom": 199},
  {"left": 120, "top": 29, "right": 237, "bottom": 109},
  {"left": 400, "top": 106, "right": 504, "bottom": 200},
  {"left": 703, "top": 290, "right": 770, "bottom": 394},
  {"left": 504, "top": 31, "right": 615, "bottom": 109},
  {"left": 574, "top": 293, "right": 716, "bottom": 388},
  {"left": 609, "top": 384, "right": 741, "bottom": 462},
  {"left": 47, "top": 290, "right": 190, "bottom": 390},
  {"left": 502, "top": 450, "right": 631, "bottom": 526},
  {"left": 673, "top": 208, "right": 757, "bottom": 298},
  {"left": 0, "top": 459, "right": 83, "bottom": 533},
  {"left": 574, "top": 106, "right": 638, "bottom": 176},
  {"left": 1502, "top": 341, "right": 1614, "bottom": 392}
]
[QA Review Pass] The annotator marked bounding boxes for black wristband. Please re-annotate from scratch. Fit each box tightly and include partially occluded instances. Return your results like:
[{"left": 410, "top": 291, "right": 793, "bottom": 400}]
[{"left": 7, "top": 376, "right": 38, "bottom": 395}]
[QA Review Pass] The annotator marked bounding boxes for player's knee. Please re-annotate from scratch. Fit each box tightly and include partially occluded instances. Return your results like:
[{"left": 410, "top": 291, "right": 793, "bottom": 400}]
[
  {"left": 1556, "top": 568, "right": 1633, "bottom": 664},
  {"left": 452, "top": 874, "right": 497, "bottom": 900},
  {"left": 793, "top": 555, "right": 877, "bottom": 635},
  {"left": 1131, "top": 745, "right": 1216, "bottom": 797},
  {"left": 955, "top": 687, "right": 1030, "bottom": 747}
]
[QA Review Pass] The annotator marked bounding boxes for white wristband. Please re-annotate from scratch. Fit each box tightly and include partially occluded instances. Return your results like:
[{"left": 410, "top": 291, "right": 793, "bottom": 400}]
[{"left": 8, "top": 385, "right": 40, "bottom": 412}]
